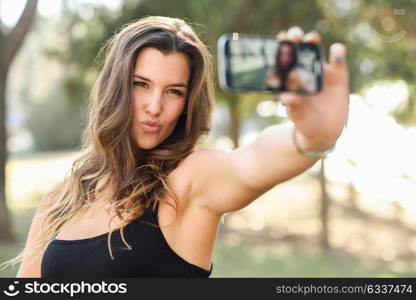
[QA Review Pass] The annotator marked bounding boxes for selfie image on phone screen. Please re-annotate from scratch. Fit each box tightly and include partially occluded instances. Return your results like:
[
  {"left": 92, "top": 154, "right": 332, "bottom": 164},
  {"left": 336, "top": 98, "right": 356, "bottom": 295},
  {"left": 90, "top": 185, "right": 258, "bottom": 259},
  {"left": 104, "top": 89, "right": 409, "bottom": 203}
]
[
  {"left": 266, "top": 41, "right": 322, "bottom": 93},
  {"left": 218, "top": 34, "right": 323, "bottom": 94}
]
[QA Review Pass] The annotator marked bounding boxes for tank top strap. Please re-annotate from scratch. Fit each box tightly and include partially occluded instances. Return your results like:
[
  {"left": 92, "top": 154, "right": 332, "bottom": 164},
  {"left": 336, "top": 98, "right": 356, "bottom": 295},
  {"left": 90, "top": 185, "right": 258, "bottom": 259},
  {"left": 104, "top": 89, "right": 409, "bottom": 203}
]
[
  {"left": 131, "top": 201, "right": 159, "bottom": 226},
  {"left": 149, "top": 200, "right": 159, "bottom": 223}
]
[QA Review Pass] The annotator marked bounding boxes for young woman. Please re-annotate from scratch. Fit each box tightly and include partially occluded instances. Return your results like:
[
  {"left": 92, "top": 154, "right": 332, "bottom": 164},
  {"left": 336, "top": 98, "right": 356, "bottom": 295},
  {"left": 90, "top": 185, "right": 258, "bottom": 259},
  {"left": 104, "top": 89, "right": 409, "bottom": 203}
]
[
  {"left": 3, "top": 16, "right": 348, "bottom": 277},
  {"left": 266, "top": 41, "right": 299, "bottom": 91}
]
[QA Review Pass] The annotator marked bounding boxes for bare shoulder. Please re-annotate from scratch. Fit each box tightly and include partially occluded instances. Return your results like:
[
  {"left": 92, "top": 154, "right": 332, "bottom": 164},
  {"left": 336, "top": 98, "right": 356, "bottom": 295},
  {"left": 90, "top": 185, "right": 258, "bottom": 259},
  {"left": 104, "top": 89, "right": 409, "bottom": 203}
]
[
  {"left": 16, "top": 181, "right": 65, "bottom": 277},
  {"left": 179, "top": 147, "right": 232, "bottom": 185},
  {"left": 179, "top": 145, "right": 267, "bottom": 215},
  {"left": 38, "top": 182, "right": 64, "bottom": 212},
  {"left": 176, "top": 148, "right": 235, "bottom": 214},
  {"left": 172, "top": 148, "right": 231, "bottom": 179},
  {"left": 181, "top": 147, "right": 231, "bottom": 168},
  {"left": 168, "top": 148, "right": 229, "bottom": 197}
]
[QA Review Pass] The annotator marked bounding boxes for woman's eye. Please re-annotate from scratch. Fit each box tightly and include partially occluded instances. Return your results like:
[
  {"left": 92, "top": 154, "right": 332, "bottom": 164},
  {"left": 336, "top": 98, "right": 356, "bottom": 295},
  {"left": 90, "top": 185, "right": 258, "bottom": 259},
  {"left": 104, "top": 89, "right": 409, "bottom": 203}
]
[
  {"left": 133, "top": 81, "right": 148, "bottom": 88},
  {"left": 169, "top": 89, "right": 184, "bottom": 97}
]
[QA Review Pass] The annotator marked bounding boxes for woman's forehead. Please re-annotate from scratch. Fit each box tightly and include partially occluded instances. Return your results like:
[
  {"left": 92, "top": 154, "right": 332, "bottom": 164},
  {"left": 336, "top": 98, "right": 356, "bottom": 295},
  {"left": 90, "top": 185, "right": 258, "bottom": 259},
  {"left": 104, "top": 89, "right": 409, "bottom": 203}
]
[{"left": 133, "top": 47, "right": 190, "bottom": 84}]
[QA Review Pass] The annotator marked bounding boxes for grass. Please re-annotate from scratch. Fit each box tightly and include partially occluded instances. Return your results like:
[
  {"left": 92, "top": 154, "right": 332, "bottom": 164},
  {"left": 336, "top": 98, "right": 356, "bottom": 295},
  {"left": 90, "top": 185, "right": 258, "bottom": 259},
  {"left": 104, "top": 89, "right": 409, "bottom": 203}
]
[{"left": 212, "top": 240, "right": 415, "bottom": 277}]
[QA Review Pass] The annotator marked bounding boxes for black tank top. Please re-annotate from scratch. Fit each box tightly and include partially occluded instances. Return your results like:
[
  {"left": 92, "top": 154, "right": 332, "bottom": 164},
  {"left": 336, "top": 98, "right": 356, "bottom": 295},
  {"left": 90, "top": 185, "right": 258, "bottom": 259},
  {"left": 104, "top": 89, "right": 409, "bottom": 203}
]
[{"left": 41, "top": 201, "right": 213, "bottom": 277}]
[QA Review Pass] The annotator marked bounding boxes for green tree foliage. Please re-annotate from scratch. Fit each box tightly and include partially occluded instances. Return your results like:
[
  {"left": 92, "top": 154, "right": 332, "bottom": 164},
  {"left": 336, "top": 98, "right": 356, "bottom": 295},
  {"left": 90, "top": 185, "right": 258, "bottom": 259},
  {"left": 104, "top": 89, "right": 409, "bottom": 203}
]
[
  {"left": 37, "top": 0, "right": 416, "bottom": 152},
  {"left": 25, "top": 89, "right": 85, "bottom": 151},
  {"left": 316, "top": 0, "right": 416, "bottom": 124}
]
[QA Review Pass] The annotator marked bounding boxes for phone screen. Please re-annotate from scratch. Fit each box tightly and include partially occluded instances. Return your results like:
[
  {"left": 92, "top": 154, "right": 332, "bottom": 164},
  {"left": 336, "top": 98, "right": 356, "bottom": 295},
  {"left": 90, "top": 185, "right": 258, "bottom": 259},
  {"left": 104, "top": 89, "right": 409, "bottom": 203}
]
[{"left": 218, "top": 34, "right": 323, "bottom": 94}]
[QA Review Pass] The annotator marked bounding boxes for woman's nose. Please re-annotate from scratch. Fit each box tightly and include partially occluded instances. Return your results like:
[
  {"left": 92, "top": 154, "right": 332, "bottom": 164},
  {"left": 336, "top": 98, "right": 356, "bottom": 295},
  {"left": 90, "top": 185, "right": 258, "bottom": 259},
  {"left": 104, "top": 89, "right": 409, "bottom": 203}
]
[{"left": 145, "top": 92, "right": 163, "bottom": 117}]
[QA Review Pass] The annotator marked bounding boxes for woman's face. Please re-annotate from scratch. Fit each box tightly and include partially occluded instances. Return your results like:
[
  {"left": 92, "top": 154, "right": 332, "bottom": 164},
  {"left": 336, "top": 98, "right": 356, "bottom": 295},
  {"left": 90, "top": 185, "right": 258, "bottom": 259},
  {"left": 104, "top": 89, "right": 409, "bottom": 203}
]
[
  {"left": 131, "top": 47, "right": 190, "bottom": 150},
  {"left": 278, "top": 44, "right": 294, "bottom": 68}
]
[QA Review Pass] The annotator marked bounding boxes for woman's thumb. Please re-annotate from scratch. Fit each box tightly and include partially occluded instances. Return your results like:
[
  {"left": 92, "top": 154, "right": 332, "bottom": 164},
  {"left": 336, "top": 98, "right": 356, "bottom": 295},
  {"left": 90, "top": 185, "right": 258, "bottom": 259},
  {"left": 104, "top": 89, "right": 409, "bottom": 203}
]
[{"left": 329, "top": 43, "right": 347, "bottom": 68}]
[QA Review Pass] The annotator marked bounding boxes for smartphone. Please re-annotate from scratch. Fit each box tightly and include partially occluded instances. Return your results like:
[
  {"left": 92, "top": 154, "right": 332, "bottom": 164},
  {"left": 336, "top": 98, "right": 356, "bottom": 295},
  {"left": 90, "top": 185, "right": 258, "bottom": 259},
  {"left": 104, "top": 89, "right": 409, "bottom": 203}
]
[{"left": 217, "top": 33, "right": 324, "bottom": 94}]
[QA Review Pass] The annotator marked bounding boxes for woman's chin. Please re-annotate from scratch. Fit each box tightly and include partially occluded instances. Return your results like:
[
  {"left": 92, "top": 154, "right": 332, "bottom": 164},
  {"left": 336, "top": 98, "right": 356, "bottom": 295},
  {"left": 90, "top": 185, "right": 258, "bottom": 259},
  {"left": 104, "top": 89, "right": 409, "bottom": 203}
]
[
  {"left": 134, "top": 134, "right": 168, "bottom": 150},
  {"left": 136, "top": 140, "right": 160, "bottom": 150},
  {"left": 138, "top": 144, "right": 155, "bottom": 150}
]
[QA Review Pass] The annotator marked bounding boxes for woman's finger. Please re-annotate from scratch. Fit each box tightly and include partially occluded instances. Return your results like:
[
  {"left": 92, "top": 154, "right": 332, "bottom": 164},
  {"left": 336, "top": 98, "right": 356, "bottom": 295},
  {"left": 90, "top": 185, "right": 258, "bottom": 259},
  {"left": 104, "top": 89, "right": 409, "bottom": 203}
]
[
  {"left": 304, "top": 30, "right": 321, "bottom": 43},
  {"left": 286, "top": 26, "right": 304, "bottom": 43},
  {"left": 324, "top": 43, "right": 348, "bottom": 87},
  {"left": 276, "top": 30, "right": 289, "bottom": 41},
  {"left": 329, "top": 43, "right": 347, "bottom": 68},
  {"left": 279, "top": 92, "right": 304, "bottom": 107}
]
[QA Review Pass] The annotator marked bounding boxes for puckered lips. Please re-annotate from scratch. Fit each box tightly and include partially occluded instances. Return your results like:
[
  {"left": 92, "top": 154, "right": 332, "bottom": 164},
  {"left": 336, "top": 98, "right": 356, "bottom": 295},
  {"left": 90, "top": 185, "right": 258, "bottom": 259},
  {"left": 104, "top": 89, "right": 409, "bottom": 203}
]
[{"left": 139, "top": 120, "right": 162, "bottom": 133}]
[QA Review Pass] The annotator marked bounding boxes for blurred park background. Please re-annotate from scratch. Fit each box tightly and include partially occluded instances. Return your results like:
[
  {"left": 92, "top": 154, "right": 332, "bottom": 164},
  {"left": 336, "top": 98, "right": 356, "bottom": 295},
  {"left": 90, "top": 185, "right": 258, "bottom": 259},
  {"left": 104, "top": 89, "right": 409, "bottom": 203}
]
[{"left": 1, "top": 0, "right": 416, "bottom": 277}]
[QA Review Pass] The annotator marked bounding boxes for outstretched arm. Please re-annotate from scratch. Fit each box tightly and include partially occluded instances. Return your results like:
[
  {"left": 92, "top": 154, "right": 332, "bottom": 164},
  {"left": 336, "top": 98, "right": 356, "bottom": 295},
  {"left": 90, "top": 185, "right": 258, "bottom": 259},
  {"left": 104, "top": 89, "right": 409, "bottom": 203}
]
[{"left": 191, "top": 28, "right": 349, "bottom": 216}]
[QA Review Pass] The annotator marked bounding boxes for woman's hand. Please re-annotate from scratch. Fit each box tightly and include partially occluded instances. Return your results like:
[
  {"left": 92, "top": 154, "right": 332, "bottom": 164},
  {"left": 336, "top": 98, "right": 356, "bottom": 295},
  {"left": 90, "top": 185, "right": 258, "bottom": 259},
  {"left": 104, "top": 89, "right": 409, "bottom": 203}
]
[
  {"left": 189, "top": 27, "right": 349, "bottom": 216},
  {"left": 278, "top": 27, "right": 349, "bottom": 151}
]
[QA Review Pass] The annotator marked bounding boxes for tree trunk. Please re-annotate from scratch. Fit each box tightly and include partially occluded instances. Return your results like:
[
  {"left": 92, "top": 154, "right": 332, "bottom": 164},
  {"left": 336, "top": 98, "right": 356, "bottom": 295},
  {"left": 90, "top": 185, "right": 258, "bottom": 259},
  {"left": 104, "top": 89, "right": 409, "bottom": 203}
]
[
  {"left": 228, "top": 94, "right": 240, "bottom": 148},
  {"left": 319, "top": 159, "right": 330, "bottom": 251},
  {"left": 0, "top": 70, "right": 15, "bottom": 242},
  {"left": 0, "top": 0, "right": 38, "bottom": 243}
]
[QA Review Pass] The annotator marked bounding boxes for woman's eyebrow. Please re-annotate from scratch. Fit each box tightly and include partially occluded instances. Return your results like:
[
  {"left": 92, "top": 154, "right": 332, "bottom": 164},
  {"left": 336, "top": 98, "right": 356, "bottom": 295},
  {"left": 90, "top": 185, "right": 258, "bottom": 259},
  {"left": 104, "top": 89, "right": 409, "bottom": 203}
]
[
  {"left": 133, "top": 74, "right": 188, "bottom": 88},
  {"left": 133, "top": 74, "right": 151, "bottom": 82}
]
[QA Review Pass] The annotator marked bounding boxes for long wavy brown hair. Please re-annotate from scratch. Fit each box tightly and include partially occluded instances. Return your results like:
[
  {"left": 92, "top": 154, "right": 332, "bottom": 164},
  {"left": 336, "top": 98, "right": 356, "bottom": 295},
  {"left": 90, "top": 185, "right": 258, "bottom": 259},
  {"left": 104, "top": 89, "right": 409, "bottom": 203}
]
[{"left": 1, "top": 16, "right": 214, "bottom": 272}]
